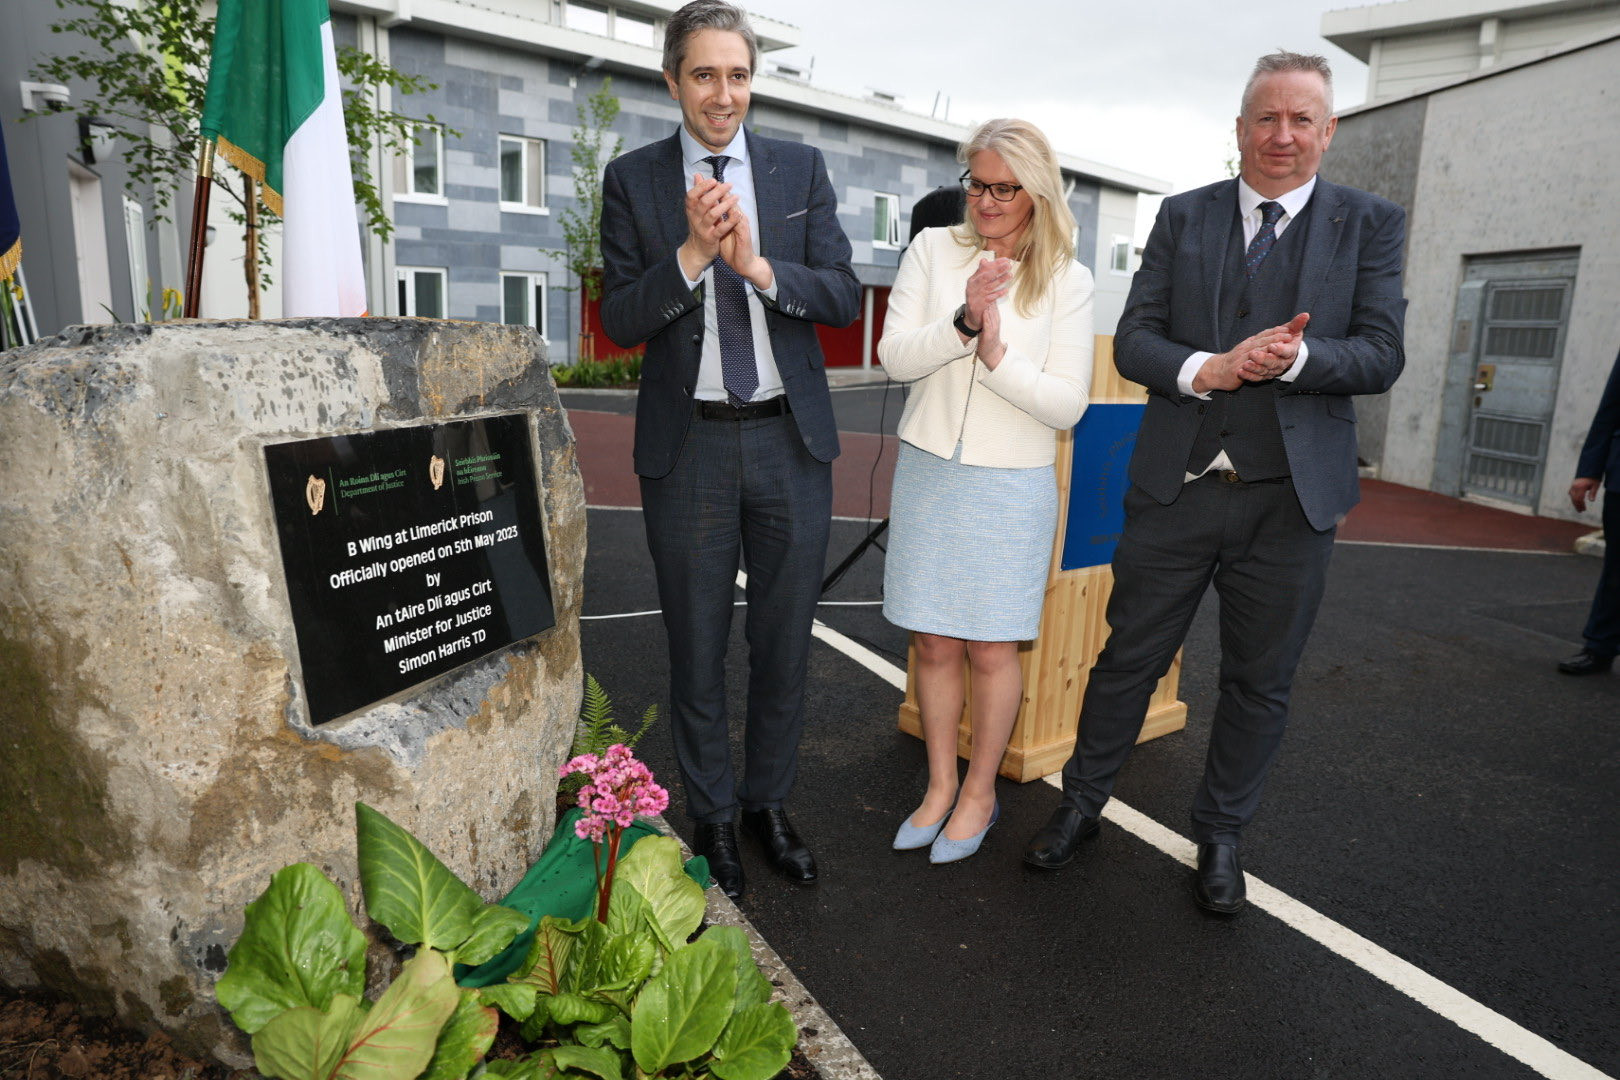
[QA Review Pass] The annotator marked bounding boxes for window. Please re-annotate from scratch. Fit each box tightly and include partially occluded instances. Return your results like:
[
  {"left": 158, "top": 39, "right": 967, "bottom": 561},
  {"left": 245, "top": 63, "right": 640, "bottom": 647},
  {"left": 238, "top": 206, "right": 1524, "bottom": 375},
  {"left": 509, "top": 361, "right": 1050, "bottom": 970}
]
[
  {"left": 0, "top": 268, "right": 39, "bottom": 351},
  {"left": 123, "top": 196, "right": 150, "bottom": 320},
  {"left": 1110, "top": 236, "right": 1132, "bottom": 274},
  {"left": 501, "top": 271, "right": 548, "bottom": 340},
  {"left": 873, "top": 192, "right": 900, "bottom": 249},
  {"left": 499, "top": 135, "right": 547, "bottom": 212},
  {"left": 395, "top": 123, "right": 444, "bottom": 201},
  {"left": 614, "top": 9, "right": 657, "bottom": 47},
  {"left": 564, "top": 0, "right": 609, "bottom": 35},
  {"left": 396, "top": 266, "right": 447, "bottom": 317}
]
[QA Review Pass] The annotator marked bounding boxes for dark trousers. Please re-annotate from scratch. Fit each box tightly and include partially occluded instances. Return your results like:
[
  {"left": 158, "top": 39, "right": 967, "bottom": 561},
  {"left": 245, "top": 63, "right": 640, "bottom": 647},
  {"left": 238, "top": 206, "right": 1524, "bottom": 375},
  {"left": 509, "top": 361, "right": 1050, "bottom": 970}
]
[
  {"left": 1582, "top": 490, "right": 1620, "bottom": 657},
  {"left": 1059, "top": 475, "right": 1336, "bottom": 846},
  {"left": 640, "top": 408, "right": 832, "bottom": 825}
]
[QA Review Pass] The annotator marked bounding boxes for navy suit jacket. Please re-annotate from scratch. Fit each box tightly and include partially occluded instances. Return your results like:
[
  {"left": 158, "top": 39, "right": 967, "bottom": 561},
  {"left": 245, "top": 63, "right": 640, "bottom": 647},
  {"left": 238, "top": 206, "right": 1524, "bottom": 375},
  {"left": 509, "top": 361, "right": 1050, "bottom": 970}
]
[
  {"left": 1576, "top": 351, "right": 1620, "bottom": 490},
  {"left": 599, "top": 130, "right": 860, "bottom": 479},
  {"left": 1115, "top": 176, "right": 1408, "bottom": 531}
]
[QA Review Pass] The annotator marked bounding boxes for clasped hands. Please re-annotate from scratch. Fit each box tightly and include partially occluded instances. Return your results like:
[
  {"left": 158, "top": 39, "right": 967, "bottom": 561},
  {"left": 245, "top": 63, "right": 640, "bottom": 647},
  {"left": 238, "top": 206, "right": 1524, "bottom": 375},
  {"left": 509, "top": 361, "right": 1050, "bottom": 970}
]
[
  {"left": 959, "top": 257, "right": 1013, "bottom": 369},
  {"left": 678, "top": 173, "right": 773, "bottom": 291},
  {"left": 1192, "top": 312, "right": 1311, "bottom": 394}
]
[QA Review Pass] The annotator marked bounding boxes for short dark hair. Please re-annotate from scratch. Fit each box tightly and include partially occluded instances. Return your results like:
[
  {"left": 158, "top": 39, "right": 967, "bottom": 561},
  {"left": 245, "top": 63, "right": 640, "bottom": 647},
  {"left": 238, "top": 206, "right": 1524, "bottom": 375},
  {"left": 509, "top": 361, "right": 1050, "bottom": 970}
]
[
  {"left": 907, "top": 186, "right": 965, "bottom": 242},
  {"left": 663, "top": 0, "right": 758, "bottom": 78},
  {"left": 1242, "top": 50, "right": 1335, "bottom": 116}
]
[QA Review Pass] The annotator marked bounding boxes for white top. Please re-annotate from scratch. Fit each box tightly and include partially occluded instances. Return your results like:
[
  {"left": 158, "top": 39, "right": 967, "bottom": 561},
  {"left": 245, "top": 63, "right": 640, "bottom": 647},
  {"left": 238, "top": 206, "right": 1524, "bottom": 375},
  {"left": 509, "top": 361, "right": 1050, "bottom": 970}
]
[
  {"left": 878, "top": 226, "right": 1093, "bottom": 468},
  {"left": 677, "top": 126, "right": 783, "bottom": 402}
]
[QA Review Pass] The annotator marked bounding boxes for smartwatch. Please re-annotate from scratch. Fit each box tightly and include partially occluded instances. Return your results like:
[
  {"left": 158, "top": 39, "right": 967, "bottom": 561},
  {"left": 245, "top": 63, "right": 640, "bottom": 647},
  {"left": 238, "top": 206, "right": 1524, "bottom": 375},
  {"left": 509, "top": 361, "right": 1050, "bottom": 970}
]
[{"left": 953, "top": 305, "right": 980, "bottom": 338}]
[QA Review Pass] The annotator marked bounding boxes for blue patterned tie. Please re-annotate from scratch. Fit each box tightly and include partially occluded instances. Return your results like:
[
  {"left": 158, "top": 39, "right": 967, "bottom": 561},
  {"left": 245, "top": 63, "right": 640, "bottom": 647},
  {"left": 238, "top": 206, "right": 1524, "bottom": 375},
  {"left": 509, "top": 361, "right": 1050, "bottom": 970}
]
[
  {"left": 703, "top": 155, "right": 759, "bottom": 405},
  {"left": 1244, "top": 201, "right": 1286, "bottom": 279}
]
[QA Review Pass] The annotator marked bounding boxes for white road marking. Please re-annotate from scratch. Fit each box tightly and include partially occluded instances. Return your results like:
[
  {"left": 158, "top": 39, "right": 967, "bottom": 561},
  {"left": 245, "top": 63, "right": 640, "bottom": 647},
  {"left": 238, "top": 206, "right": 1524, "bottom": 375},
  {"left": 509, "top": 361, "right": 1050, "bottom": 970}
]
[
  {"left": 792, "top": 590, "right": 1613, "bottom": 1080},
  {"left": 1338, "top": 539, "right": 1577, "bottom": 556}
]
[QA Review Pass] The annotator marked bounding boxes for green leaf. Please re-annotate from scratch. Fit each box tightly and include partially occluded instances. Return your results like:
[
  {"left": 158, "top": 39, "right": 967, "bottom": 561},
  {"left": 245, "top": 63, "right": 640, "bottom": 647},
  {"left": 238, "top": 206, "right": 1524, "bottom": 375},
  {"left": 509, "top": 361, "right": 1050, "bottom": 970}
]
[
  {"left": 551, "top": 1044, "right": 625, "bottom": 1080},
  {"left": 711, "top": 1002, "right": 796, "bottom": 1080},
  {"left": 701, "top": 926, "right": 773, "bottom": 1012},
  {"left": 549, "top": 991, "right": 615, "bottom": 1026},
  {"left": 477, "top": 982, "right": 538, "bottom": 1022},
  {"left": 613, "top": 836, "right": 705, "bottom": 954},
  {"left": 575, "top": 1016, "right": 632, "bottom": 1050},
  {"left": 457, "top": 904, "right": 532, "bottom": 967},
  {"left": 564, "top": 920, "right": 612, "bottom": 994},
  {"left": 630, "top": 938, "right": 736, "bottom": 1073},
  {"left": 218, "top": 863, "right": 367, "bottom": 1035},
  {"left": 595, "top": 932, "right": 656, "bottom": 993},
  {"left": 603, "top": 878, "right": 648, "bottom": 940},
  {"left": 419, "top": 988, "right": 498, "bottom": 1080},
  {"left": 518, "top": 994, "right": 553, "bottom": 1043},
  {"left": 330, "top": 949, "right": 461, "bottom": 1079},
  {"left": 481, "top": 1053, "right": 559, "bottom": 1080},
  {"left": 516, "top": 916, "right": 582, "bottom": 993},
  {"left": 356, "top": 802, "right": 482, "bottom": 951},
  {"left": 251, "top": 993, "right": 365, "bottom": 1080}
]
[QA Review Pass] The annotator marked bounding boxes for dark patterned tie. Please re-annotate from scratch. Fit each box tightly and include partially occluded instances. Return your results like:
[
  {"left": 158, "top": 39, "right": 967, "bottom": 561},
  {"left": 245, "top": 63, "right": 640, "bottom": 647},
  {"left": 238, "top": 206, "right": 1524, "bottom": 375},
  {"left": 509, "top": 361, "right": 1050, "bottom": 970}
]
[
  {"left": 703, "top": 155, "right": 759, "bottom": 405},
  {"left": 1244, "top": 200, "right": 1286, "bottom": 279}
]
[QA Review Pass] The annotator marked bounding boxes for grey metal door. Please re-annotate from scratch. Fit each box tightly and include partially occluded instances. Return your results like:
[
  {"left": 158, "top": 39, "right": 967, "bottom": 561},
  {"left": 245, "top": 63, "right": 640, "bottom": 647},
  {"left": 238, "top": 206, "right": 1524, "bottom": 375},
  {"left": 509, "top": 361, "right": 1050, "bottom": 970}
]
[{"left": 1457, "top": 254, "right": 1577, "bottom": 507}]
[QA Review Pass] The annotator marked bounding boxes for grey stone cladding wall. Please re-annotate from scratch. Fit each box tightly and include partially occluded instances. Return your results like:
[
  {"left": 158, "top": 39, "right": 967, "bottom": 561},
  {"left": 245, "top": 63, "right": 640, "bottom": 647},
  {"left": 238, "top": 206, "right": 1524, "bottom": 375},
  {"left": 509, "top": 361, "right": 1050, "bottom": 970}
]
[{"left": 364, "top": 19, "right": 1103, "bottom": 363}]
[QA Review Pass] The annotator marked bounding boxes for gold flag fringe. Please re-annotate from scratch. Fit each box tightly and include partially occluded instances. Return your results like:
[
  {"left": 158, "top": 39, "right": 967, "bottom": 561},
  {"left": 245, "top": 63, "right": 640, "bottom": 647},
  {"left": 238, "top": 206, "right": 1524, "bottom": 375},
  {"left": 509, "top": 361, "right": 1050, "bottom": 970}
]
[
  {"left": 214, "top": 136, "right": 285, "bottom": 217},
  {"left": 0, "top": 238, "right": 20, "bottom": 283}
]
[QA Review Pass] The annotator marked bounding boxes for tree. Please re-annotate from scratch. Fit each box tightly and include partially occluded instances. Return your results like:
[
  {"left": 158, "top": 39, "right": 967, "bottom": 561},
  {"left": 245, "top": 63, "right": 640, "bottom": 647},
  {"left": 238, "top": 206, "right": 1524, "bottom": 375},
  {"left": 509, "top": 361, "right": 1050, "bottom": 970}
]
[
  {"left": 29, "top": 0, "right": 446, "bottom": 307},
  {"left": 556, "top": 78, "right": 623, "bottom": 362}
]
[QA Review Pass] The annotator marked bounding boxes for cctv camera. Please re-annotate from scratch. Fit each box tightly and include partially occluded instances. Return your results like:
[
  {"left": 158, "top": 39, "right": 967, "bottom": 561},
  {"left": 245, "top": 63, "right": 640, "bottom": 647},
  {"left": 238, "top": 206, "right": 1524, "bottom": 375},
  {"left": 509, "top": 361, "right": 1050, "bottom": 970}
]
[{"left": 20, "top": 82, "right": 71, "bottom": 113}]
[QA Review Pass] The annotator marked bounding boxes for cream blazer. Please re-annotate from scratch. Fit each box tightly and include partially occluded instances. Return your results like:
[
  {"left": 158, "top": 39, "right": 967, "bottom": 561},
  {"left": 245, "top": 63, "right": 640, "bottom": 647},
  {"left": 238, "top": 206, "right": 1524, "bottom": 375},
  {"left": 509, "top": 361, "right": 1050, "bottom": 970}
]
[{"left": 879, "top": 227, "right": 1093, "bottom": 467}]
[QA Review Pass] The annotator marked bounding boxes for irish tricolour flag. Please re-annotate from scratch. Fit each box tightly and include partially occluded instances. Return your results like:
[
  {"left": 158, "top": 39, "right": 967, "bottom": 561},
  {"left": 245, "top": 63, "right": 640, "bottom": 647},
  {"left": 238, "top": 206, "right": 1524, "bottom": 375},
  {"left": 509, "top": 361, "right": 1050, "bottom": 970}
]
[{"left": 200, "top": 0, "right": 367, "bottom": 317}]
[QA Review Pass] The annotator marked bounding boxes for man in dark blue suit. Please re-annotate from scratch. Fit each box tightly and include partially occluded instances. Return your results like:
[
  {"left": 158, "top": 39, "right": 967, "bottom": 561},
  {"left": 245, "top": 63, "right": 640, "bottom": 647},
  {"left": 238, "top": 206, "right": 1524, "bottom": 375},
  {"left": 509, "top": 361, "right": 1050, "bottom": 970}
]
[
  {"left": 1025, "top": 51, "right": 1407, "bottom": 914},
  {"left": 1558, "top": 350, "right": 1620, "bottom": 676},
  {"left": 598, "top": 0, "right": 859, "bottom": 900}
]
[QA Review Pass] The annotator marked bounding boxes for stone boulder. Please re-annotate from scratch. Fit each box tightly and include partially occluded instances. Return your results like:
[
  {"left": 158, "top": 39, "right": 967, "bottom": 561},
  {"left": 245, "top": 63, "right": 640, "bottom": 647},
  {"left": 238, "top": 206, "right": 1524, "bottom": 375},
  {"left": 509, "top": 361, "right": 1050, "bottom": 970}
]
[{"left": 0, "top": 318, "right": 584, "bottom": 1060}]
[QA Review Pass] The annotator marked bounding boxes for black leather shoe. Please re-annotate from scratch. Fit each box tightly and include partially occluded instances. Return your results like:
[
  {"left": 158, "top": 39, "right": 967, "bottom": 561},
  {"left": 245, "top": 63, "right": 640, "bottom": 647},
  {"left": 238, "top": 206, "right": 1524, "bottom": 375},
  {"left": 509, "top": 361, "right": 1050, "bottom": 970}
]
[
  {"left": 694, "top": 822, "right": 745, "bottom": 900},
  {"left": 1192, "top": 842, "right": 1246, "bottom": 914},
  {"left": 741, "top": 808, "right": 818, "bottom": 884},
  {"left": 1558, "top": 648, "right": 1615, "bottom": 675},
  {"left": 1022, "top": 805, "right": 1100, "bottom": 869}
]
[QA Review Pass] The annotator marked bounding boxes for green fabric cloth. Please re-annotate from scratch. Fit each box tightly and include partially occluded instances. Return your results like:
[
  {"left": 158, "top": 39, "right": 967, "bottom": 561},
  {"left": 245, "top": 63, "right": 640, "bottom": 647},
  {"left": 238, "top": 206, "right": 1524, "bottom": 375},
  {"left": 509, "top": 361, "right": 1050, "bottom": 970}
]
[{"left": 457, "top": 807, "right": 709, "bottom": 987}]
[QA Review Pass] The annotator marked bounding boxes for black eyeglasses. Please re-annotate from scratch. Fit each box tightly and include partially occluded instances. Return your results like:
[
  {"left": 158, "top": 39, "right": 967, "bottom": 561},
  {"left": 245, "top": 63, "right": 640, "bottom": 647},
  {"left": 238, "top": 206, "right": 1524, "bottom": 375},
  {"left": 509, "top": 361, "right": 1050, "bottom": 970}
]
[{"left": 960, "top": 171, "right": 1024, "bottom": 202}]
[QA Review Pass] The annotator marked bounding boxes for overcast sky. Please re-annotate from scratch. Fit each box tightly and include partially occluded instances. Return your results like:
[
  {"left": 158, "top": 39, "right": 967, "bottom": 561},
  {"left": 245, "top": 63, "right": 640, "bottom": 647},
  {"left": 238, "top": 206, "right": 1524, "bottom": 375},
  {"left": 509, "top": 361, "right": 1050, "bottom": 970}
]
[{"left": 743, "top": 0, "right": 1367, "bottom": 222}]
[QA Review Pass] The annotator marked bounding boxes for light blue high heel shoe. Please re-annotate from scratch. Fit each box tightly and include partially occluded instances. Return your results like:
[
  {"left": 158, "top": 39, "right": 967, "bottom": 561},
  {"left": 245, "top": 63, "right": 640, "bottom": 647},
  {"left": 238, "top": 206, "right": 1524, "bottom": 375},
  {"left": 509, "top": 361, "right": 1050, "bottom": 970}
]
[
  {"left": 929, "top": 801, "right": 1000, "bottom": 864},
  {"left": 892, "top": 806, "right": 952, "bottom": 851}
]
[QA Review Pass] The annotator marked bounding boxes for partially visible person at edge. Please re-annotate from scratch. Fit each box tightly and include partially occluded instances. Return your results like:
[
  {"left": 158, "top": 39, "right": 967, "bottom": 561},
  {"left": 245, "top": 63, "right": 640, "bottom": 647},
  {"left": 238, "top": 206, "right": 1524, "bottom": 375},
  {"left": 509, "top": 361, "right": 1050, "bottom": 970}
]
[
  {"left": 879, "top": 118, "right": 1093, "bottom": 864},
  {"left": 1557, "top": 348, "right": 1620, "bottom": 676},
  {"left": 1023, "top": 50, "right": 1407, "bottom": 915},
  {"left": 597, "top": 0, "right": 860, "bottom": 902}
]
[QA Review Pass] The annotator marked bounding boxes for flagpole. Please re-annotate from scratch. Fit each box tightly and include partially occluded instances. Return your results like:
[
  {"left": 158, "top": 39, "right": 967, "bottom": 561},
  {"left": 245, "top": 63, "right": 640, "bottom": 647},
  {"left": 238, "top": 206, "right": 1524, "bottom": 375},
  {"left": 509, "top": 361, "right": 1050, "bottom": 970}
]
[{"left": 182, "top": 142, "right": 215, "bottom": 319}]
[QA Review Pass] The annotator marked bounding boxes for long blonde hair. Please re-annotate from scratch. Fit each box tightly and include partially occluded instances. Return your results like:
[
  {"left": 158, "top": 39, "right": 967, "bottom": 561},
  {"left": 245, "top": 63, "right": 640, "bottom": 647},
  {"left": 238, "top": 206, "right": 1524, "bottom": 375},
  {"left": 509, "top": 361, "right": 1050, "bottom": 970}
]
[{"left": 952, "top": 118, "right": 1076, "bottom": 317}]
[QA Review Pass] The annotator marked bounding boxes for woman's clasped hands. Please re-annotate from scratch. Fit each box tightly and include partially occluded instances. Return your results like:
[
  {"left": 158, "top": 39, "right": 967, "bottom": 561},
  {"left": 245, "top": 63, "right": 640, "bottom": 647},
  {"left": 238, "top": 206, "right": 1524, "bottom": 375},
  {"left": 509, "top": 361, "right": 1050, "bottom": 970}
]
[{"left": 963, "top": 256, "right": 1013, "bottom": 368}]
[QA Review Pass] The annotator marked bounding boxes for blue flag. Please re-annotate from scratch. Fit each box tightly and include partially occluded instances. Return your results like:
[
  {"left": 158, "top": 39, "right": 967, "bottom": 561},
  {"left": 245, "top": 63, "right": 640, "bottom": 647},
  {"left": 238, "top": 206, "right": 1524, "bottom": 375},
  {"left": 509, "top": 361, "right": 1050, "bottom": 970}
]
[{"left": 0, "top": 123, "right": 20, "bottom": 283}]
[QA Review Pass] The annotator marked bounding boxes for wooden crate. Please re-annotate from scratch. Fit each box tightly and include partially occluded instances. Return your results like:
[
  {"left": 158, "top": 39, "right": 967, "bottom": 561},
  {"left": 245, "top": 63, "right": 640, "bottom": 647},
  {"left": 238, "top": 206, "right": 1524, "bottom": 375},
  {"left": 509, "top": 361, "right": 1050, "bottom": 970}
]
[{"left": 895, "top": 336, "right": 1187, "bottom": 782}]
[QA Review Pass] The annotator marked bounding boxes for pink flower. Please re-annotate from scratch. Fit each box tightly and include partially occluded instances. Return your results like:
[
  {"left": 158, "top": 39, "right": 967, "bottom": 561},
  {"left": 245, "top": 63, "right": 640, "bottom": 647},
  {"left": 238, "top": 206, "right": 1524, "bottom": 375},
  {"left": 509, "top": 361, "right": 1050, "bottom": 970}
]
[{"left": 561, "top": 744, "right": 670, "bottom": 845}]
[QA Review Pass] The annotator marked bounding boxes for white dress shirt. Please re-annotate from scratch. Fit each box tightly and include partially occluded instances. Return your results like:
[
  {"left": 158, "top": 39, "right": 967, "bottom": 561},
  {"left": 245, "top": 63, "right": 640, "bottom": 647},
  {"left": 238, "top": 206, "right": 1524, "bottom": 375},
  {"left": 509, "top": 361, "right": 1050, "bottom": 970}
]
[
  {"left": 1178, "top": 175, "right": 1316, "bottom": 479},
  {"left": 677, "top": 127, "right": 783, "bottom": 403}
]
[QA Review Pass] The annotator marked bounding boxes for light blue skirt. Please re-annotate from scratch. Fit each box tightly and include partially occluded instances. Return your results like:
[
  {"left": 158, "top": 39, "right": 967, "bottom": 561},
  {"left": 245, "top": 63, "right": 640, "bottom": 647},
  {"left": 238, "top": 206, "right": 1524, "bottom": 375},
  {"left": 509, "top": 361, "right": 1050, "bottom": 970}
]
[{"left": 883, "top": 440, "right": 1057, "bottom": 641}]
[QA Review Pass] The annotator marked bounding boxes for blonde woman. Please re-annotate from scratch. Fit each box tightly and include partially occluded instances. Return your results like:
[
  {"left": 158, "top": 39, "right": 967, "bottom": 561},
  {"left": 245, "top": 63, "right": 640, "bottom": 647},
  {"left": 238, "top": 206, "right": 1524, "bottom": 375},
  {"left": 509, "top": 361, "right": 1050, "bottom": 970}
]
[{"left": 880, "top": 118, "right": 1093, "bottom": 863}]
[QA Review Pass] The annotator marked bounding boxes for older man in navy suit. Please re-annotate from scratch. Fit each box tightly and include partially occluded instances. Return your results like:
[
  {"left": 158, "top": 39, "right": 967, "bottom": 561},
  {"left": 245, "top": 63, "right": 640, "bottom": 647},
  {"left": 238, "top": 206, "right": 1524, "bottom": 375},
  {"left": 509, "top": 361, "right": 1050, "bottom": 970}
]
[
  {"left": 1024, "top": 51, "right": 1407, "bottom": 914},
  {"left": 1558, "top": 350, "right": 1620, "bottom": 676},
  {"left": 598, "top": 0, "right": 859, "bottom": 900}
]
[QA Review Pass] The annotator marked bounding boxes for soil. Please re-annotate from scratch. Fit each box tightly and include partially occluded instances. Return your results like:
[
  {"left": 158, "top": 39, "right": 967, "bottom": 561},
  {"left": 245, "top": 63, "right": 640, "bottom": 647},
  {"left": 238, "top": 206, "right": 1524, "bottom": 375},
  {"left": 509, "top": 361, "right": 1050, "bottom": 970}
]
[
  {"left": 0, "top": 990, "right": 238, "bottom": 1080},
  {"left": 0, "top": 990, "right": 819, "bottom": 1080}
]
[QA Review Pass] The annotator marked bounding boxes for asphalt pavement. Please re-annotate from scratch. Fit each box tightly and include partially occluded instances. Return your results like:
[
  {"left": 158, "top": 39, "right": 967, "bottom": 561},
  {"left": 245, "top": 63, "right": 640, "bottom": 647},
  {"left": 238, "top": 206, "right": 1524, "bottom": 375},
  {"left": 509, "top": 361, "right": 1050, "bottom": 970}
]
[{"left": 562, "top": 383, "right": 1618, "bottom": 1080}]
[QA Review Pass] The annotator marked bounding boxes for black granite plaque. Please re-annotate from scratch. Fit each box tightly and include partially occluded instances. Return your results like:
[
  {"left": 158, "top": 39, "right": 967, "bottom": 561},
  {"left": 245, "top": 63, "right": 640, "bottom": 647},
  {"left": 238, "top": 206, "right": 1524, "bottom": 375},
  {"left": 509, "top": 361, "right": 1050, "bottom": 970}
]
[{"left": 264, "top": 413, "right": 555, "bottom": 725}]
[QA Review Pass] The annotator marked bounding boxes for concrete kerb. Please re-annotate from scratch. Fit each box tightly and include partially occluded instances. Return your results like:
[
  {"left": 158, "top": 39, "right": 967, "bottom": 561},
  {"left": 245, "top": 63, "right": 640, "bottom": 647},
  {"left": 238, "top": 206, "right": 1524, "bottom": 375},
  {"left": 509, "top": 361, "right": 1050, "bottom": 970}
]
[{"left": 652, "top": 815, "right": 885, "bottom": 1080}]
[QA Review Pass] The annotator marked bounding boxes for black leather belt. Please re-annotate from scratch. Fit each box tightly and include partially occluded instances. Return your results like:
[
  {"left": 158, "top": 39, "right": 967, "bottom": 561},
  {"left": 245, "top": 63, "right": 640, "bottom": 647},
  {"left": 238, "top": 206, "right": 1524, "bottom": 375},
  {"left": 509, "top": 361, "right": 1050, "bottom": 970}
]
[
  {"left": 1207, "top": 469, "right": 1287, "bottom": 485},
  {"left": 696, "top": 396, "right": 791, "bottom": 421}
]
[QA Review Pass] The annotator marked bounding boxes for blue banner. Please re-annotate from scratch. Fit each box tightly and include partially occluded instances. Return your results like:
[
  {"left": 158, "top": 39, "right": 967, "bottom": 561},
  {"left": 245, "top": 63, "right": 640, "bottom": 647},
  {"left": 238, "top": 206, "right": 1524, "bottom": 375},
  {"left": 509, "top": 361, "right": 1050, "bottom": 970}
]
[
  {"left": 1059, "top": 403, "right": 1143, "bottom": 571},
  {"left": 0, "top": 123, "right": 19, "bottom": 281}
]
